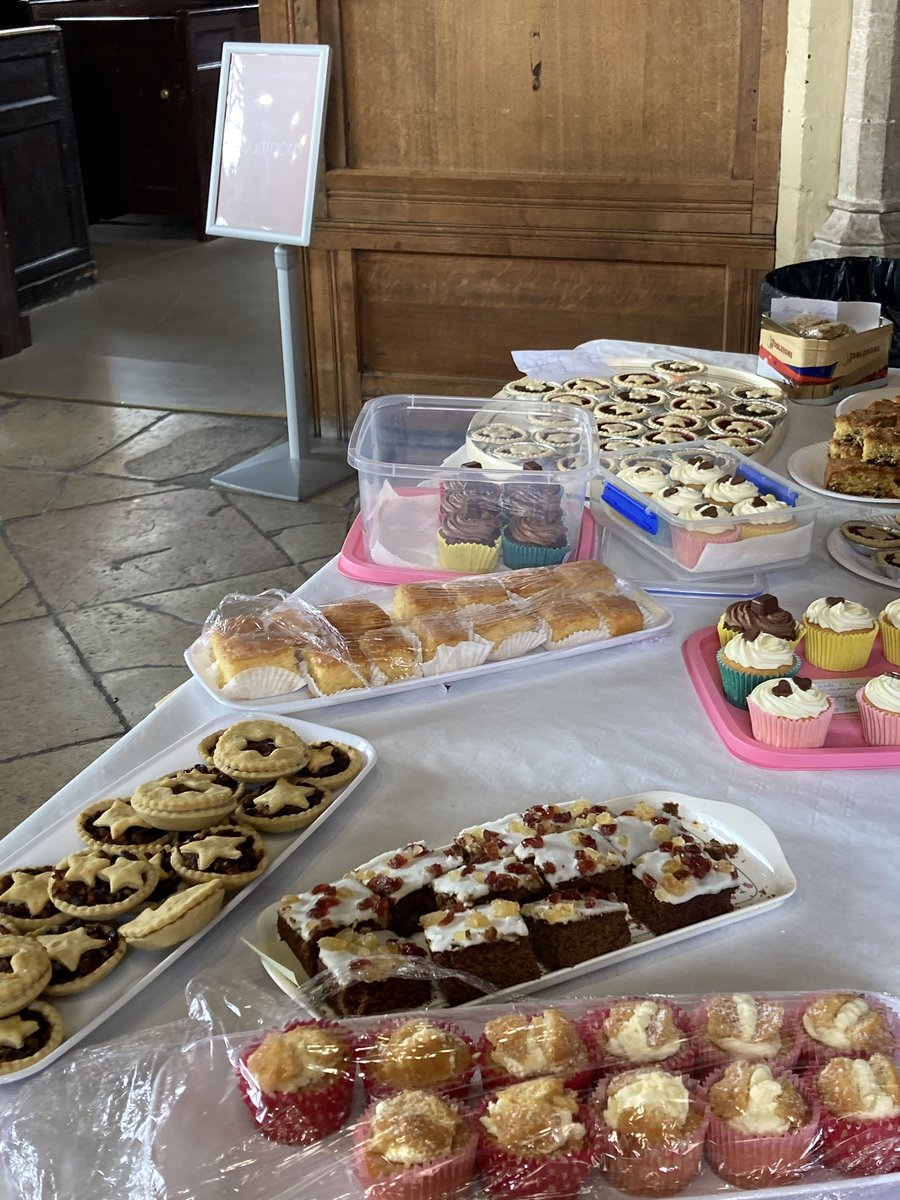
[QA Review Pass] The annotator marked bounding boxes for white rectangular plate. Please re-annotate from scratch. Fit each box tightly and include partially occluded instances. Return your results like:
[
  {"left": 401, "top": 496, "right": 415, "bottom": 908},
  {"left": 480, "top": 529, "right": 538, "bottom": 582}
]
[
  {"left": 0, "top": 713, "right": 376, "bottom": 1084},
  {"left": 252, "top": 790, "right": 796, "bottom": 1009},
  {"left": 183, "top": 580, "right": 674, "bottom": 714},
  {"left": 147, "top": 992, "right": 900, "bottom": 1200}
]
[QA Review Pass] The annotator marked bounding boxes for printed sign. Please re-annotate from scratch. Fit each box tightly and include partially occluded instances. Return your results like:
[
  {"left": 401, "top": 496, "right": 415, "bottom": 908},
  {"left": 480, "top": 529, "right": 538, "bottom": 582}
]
[{"left": 206, "top": 43, "right": 330, "bottom": 245}]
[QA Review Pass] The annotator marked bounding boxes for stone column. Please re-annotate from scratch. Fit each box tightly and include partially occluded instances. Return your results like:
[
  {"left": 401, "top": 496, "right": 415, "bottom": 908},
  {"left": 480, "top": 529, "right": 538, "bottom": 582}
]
[{"left": 807, "top": 0, "right": 900, "bottom": 258}]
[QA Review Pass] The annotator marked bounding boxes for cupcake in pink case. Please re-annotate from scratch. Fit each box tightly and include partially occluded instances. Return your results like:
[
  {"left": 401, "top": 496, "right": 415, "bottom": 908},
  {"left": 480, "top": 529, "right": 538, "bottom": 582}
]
[
  {"left": 579, "top": 998, "right": 695, "bottom": 1078},
  {"left": 689, "top": 992, "right": 801, "bottom": 1075},
  {"left": 352, "top": 1089, "right": 477, "bottom": 1200},
  {"left": 671, "top": 501, "right": 739, "bottom": 569},
  {"left": 355, "top": 1017, "right": 475, "bottom": 1102},
  {"left": 235, "top": 1018, "right": 354, "bottom": 1145},
  {"left": 702, "top": 1060, "right": 821, "bottom": 1188},
  {"left": 857, "top": 673, "right": 900, "bottom": 745},
  {"left": 816, "top": 1053, "right": 900, "bottom": 1176},
  {"left": 476, "top": 1076, "right": 594, "bottom": 1200},
  {"left": 477, "top": 1007, "right": 594, "bottom": 1094},
  {"left": 593, "top": 1068, "right": 708, "bottom": 1196},
  {"left": 747, "top": 677, "right": 836, "bottom": 748},
  {"left": 799, "top": 992, "right": 897, "bottom": 1068}
]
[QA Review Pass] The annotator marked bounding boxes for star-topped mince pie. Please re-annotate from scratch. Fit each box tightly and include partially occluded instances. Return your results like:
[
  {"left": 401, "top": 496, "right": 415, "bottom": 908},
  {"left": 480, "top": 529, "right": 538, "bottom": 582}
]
[
  {"left": 0, "top": 867, "right": 67, "bottom": 932},
  {"left": 76, "top": 797, "right": 174, "bottom": 855},
  {"left": 122, "top": 880, "right": 226, "bottom": 950},
  {"left": 35, "top": 920, "right": 126, "bottom": 996},
  {"left": 0, "top": 935, "right": 53, "bottom": 1017},
  {"left": 49, "top": 850, "right": 158, "bottom": 919},
  {"left": 295, "top": 740, "right": 364, "bottom": 790},
  {"left": 0, "top": 1001, "right": 64, "bottom": 1076},
  {"left": 235, "top": 777, "right": 334, "bottom": 834},
  {"left": 171, "top": 824, "right": 268, "bottom": 891},
  {"left": 131, "top": 768, "right": 238, "bottom": 831},
  {"left": 212, "top": 720, "right": 310, "bottom": 782}
]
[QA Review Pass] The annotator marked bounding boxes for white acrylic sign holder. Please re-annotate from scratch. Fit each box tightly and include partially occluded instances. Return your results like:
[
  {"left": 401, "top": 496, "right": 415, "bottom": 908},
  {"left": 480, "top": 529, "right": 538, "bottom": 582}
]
[{"left": 205, "top": 42, "right": 352, "bottom": 500}]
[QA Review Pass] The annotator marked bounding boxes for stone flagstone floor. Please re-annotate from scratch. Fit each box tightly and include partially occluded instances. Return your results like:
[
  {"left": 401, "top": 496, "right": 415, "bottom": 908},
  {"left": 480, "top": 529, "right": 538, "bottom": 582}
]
[{"left": 0, "top": 395, "right": 354, "bottom": 839}]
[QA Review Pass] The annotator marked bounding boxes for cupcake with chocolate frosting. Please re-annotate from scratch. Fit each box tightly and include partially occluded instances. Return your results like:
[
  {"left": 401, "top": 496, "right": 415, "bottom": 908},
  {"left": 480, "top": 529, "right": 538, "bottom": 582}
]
[
  {"left": 502, "top": 512, "right": 569, "bottom": 569},
  {"left": 717, "top": 594, "right": 801, "bottom": 649},
  {"left": 437, "top": 499, "right": 502, "bottom": 573},
  {"left": 501, "top": 460, "right": 564, "bottom": 521}
]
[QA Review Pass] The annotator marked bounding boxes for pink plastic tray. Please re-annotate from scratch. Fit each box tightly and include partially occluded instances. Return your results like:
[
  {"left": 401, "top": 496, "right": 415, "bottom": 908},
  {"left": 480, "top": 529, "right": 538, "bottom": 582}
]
[
  {"left": 337, "top": 505, "right": 598, "bottom": 584},
  {"left": 682, "top": 625, "right": 900, "bottom": 770}
]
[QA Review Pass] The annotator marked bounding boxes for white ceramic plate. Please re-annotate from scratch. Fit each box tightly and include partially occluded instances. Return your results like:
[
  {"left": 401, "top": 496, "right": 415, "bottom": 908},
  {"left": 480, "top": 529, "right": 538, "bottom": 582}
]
[
  {"left": 836, "top": 377, "right": 900, "bottom": 415},
  {"left": 826, "top": 525, "right": 900, "bottom": 589},
  {"left": 184, "top": 580, "right": 674, "bottom": 715},
  {"left": 787, "top": 441, "right": 900, "bottom": 505},
  {"left": 0, "top": 713, "right": 376, "bottom": 1084},
  {"left": 250, "top": 790, "right": 796, "bottom": 1011}
]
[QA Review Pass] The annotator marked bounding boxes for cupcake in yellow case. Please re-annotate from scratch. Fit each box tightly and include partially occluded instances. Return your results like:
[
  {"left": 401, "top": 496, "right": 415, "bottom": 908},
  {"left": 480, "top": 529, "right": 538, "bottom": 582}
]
[
  {"left": 880, "top": 598, "right": 900, "bottom": 667},
  {"left": 802, "top": 596, "right": 877, "bottom": 672},
  {"left": 436, "top": 500, "right": 502, "bottom": 573},
  {"left": 717, "top": 594, "right": 801, "bottom": 650}
]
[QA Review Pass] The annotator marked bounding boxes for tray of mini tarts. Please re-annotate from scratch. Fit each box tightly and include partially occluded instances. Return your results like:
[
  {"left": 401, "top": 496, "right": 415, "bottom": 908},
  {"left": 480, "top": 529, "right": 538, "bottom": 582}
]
[
  {"left": 251, "top": 791, "right": 796, "bottom": 1014},
  {"left": 0, "top": 712, "right": 375, "bottom": 1083}
]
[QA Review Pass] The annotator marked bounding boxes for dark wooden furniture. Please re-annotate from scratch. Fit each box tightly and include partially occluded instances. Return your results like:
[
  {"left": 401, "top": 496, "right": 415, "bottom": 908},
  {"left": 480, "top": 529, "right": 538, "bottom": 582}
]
[
  {"left": 260, "top": 0, "right": 789, "bottom": 436},
  {"left": 0, "top": 170, "right": 31, "bottom": 355},
  {"left": 25, "top": 0, "right": 259, "bottom": 237},
  {"left": 0, "top": 25, "right": 94, "bottom": 310}
]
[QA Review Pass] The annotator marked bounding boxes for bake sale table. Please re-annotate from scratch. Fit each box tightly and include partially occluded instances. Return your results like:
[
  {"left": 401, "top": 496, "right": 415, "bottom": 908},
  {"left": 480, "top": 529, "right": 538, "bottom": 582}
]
[{"left": 1, "top": 349, "right": 899, "bottom": 1197}]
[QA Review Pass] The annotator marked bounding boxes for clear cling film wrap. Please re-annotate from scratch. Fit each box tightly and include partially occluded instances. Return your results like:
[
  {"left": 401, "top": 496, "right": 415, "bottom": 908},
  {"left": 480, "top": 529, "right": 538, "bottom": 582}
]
[
  {"left": 192, "top": 563, "right": 666, "bottom": 705},
  {"left": 3, "top": 979, "right": 900, "bottom": 1200}
]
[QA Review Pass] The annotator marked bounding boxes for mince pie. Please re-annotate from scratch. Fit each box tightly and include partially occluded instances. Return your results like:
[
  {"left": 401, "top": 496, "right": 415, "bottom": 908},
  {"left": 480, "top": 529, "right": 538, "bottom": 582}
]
[
  {"left": 76, "top": 797, "right": 173, "bottom": 855},
  {"left": 130, "top": 768, "right": 238, "bottom": 831},
  {"left": 295, "top": 740, "right": 364, "bottom": 790},
  {"left": 212, "top": 720, "right": 310, "bottom": 782},
  {"left": 236, "top": 777, "right": 334, "bottom": 834},
  {"left": 0, "top": 867, "right": 67, "bottom": 932},
  {"left": 121, "top": 880, "right": 226, "bottom": 950},
  {"left": 36, "top": 919, "right": 126, "bottom": 996},
  {"left": 0, "top": 1001, "right": 64, "bottom": 1076},
  {"left": 171, "top": 824, "right": 268, "bottom": 891},
  {"left": 0, "top": 935, "right": 52, "bottom": 1016},
  {"left": 49, "top": 850, "right": 158, "bottom": 919}
]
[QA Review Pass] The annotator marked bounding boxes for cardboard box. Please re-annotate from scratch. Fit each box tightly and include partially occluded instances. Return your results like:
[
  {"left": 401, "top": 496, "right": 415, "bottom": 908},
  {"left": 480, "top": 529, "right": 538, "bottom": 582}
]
[{"left": 758, "top": 315, "right": 892, "bottom": 401}]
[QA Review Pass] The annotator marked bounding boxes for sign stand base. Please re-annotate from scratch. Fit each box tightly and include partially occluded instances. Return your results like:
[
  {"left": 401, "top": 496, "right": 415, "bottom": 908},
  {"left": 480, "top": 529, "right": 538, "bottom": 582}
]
[{"left": 211, "top": 439, "right": 352, "bottom": 501}]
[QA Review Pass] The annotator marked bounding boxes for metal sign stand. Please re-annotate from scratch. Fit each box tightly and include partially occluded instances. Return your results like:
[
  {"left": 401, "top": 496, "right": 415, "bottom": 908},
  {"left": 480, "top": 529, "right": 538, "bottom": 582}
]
[{"left": 211, "top": 244, "right": 352, "bottom": 500}]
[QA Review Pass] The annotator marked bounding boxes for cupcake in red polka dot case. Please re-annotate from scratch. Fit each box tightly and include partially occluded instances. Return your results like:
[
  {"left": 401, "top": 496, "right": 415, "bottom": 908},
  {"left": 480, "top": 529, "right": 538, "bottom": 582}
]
[
  {"left": 688, "top": 992, "right": 801, "bottom": 1075},
  {"left": 798, "top": 992, "right": 897, "bottom": 1069},
  {"left": 235, "top": 1018, "right": 354, "bottom": 1145},
  {"left": 476, "top": 1008, "right": 594, "bottom": 1094},
  {"left": 579, "top": 998, "right": 695, "bottom": 1078},
  {"left": 476, "top": 1076, "right": 594, "bottom": 1200},
  {"left": 354, "top": 1016, "right": 475, "bottom": 1102},
  {"left": 816, "top": 1053, "right": 900, "bottom": 1176}
]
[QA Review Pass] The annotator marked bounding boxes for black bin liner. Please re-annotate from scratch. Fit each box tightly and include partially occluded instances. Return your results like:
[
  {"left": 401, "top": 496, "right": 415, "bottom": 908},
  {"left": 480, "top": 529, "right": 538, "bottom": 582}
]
[{"left": 760, "top": 256, "right": 900, "bottom": 366}]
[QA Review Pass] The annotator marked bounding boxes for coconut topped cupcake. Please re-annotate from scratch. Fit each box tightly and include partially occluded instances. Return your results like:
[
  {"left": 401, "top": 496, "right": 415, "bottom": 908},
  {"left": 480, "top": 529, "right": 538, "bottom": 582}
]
[
  {"left": 703, "top": 994, "right": 788, "bottom": 1061},
  {"left": 244, "top": 1023, "right": 350, "bottom": 1093},
  {"left": 708, "top": 1061, "right": 807, "bottom": 1135},
  {"left": 481, "top": 1076, "right": 585, "bottom": 1155},
  {"left": 802, "top": 992, "right": 895, "bottom": 1057},
  {"left": 601, "top": 999, "right": 689, "bottom": 1065},
  {"left": 602, "top": 1067, "right": 701, "bottom": 1142},
  {"left": 817, "top": 1054, "right": 900, "bottom": 1120},
  {"left": 364, "top": 1090, "right": 470, "bottom": 1170},
  {"left": 481, "top": 1008, "right": 588, "bottom": 1081},
  {"left": 364, "top": 1020, "right": 473, "bottom": 1092}
]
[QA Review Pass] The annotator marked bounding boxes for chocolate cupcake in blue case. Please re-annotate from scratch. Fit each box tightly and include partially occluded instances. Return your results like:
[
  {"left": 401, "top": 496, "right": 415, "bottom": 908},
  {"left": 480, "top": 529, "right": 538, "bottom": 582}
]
[{"left": 502, "top": 512, "right": 569, "bottom": 568}]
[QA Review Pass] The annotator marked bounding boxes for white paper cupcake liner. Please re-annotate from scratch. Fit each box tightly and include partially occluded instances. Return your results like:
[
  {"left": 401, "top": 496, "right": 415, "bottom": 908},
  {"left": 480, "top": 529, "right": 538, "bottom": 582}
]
[
  {"left": 485, "top": 629, "right": 546, "bottom": 661},
  {"left": 220, "top": 666, "right": 306, "bottom": 700},
  {"left": 542, "top": 624, "right": 604, "bottom": 650},
  {"left": 419, "top": 636, "right": 492, "bottom": 676}
]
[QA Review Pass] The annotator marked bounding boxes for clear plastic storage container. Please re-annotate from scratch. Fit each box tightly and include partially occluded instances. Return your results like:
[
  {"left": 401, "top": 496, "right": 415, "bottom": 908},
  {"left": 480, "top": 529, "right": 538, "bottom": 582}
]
[
  {"left": 592, "top": 440, "right": 820, "bottom": 575},
  {"left": 347, "top": 394, "right": 598, "bottom": 574}
]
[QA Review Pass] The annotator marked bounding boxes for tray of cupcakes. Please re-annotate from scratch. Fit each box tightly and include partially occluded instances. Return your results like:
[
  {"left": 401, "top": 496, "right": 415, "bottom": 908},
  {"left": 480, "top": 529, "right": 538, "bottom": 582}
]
[
  {"left": 0, "top": 714, "right": 375, "bottom": 1082},
  {"left": 183, "top": 560, "right": 673, "bottom": 713},
  {"left": 145, "top": 988, "right": 900, "bottom": 1199},
  {"left": 250, "top": 791, "right": 794, "bottom": 1018},
  {"left": 682, "top": 593, "right": 900, "bottom": 769}
]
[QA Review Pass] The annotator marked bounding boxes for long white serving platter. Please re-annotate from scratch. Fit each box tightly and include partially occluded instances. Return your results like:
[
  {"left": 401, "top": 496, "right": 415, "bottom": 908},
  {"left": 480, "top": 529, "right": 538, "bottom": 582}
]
[
  {"left": 183, "top": 580, "right": 674, "bottom": 715},
  {"left": 252, "top": 790, "right": 796, "bottom": 1010},
  {"left": 0, "top": 713, "right": 376, "bottom": 1084}
]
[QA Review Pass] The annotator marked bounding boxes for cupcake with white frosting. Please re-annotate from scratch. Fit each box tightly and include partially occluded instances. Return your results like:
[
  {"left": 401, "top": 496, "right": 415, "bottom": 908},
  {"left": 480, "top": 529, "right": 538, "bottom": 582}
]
[
  {"left": 747, "top": 677, "right": 835, "bottom": 748},
  {"left": 879, "top": 598, "right": 900, "bottom": 666},
  {"left": 856, "top": 672, "right": 900, "bottom": 745},
  {"left": 702, "top": 473, "right": 759, "bottom": 508},
  {"left": 716, "top": 632, "right": 801, "bottom": 709},
  {"left": 691, "top": 993, "right": 800, "bottom": 1073},
  {"left": 802, "top": 596, "right": 877, "bottom": 671},
  {"left": 733, "top": 493, "right": 797, "bottom": 537},
  {"left": 799, "top": 992, "right": 896, "bottom": 1068},
  {"left": 816, "top": 1053, "right": 900, "bottom": 1176}
]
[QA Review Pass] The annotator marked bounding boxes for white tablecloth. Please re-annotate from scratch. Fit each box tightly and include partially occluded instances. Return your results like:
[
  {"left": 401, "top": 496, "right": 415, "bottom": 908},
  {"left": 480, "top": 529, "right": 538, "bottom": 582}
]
[{"left": 2, "top": 346, "right": 899, "bottom": 1195}]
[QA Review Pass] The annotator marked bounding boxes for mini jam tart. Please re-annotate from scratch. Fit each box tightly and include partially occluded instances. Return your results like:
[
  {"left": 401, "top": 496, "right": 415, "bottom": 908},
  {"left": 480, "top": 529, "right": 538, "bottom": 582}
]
[
  {"left": 76, "top": 797, "right": 174, "bottom": 856},
  {"left": 0, "top": 1001, "right": 64, "bottom": 1076},
  {"left": 49, "top": 850, "right": 158, "bottom": 920},
  {"left": 670, "top": 395, "right": 725, "bottom": 418},
  {"left": 729, "top": 383, "right": 785, "bottom": 403},
  {"left": 121, "top": 880, "right": 225, "bottom": 950},
  {"left": 650, "top": 358, "right": 706, "bottom": 380},
  {"left": 596, "top": 437, "right": 644, "bottom": 453},
  {"left": 594, "top": 418, "right": 645, "bottom": 439},
  {"left": 212, "top": 719, "right": 311, "bottom": 782},
  {"left": 709, "top": 415, "right": 773, "bottom": 439},
  {"left": 36, "top": 919, "right": 126, "bottom": 996},
  {"left": 611, "top": 372, "right": 665, "bottom": 388},
  {"left": 502, "top": 378, "right": 559, "bottom": 398},
  {"left": 551, "top": 391, "right": 599, "bottom": 410},
  {"left": 670, "top": 379, "right": 722, "bottom": 399},
  {"left": 469, "top": 422, "right": 529, "bottom": 445},
  {"left": 840, "top": 521, "right": 900, "bottom": 557},
  {"left": 487, "top": 441, "right": 548, "bottom": 462},
  {"left": 730, "top": 398, "right": 787, "bottom": 422},
  {"left": 645, "top": 412, "right": 706, "bottom": 433},
  {"left": 171, "top": 823, "right": 268, "bottom": 891},
  {"left": 0, "top": 867, "right": 66, "bottom": 932},
  {"left": 131, "top": 768, "right": 242, "bottom": 832},
  {"left": 643, "top": 429, "right": 698, "bottom": 445},
  {"left": 296, "top": 740, "right": 365, "bottom": 790},
  {"left": 594, "top": 399, "right": 650, "bottom": 421},
  {"left": 612, "top": 387, "right": 669, "bottom": 407},
  {"left": 705, "top": 434, "right": 765, "bottom": 455},
  {"left": 562, "top": 377, "right": 613, "bottom": 397},
  {"left": 0, "top": 935, "right": 52, "bottom": 1017},
  {"left": 235, "top": 777, "right": 334, "bottom": 834},
  {"left": 534, "top": 427, "right": 583, "bottom": 451}
]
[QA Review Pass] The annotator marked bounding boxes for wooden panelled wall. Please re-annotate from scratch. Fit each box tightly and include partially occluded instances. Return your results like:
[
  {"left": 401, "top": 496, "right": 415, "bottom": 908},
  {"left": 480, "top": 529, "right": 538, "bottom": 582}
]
[{"left": 260, "top": 0, "right": 788, "bottom": 436}]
